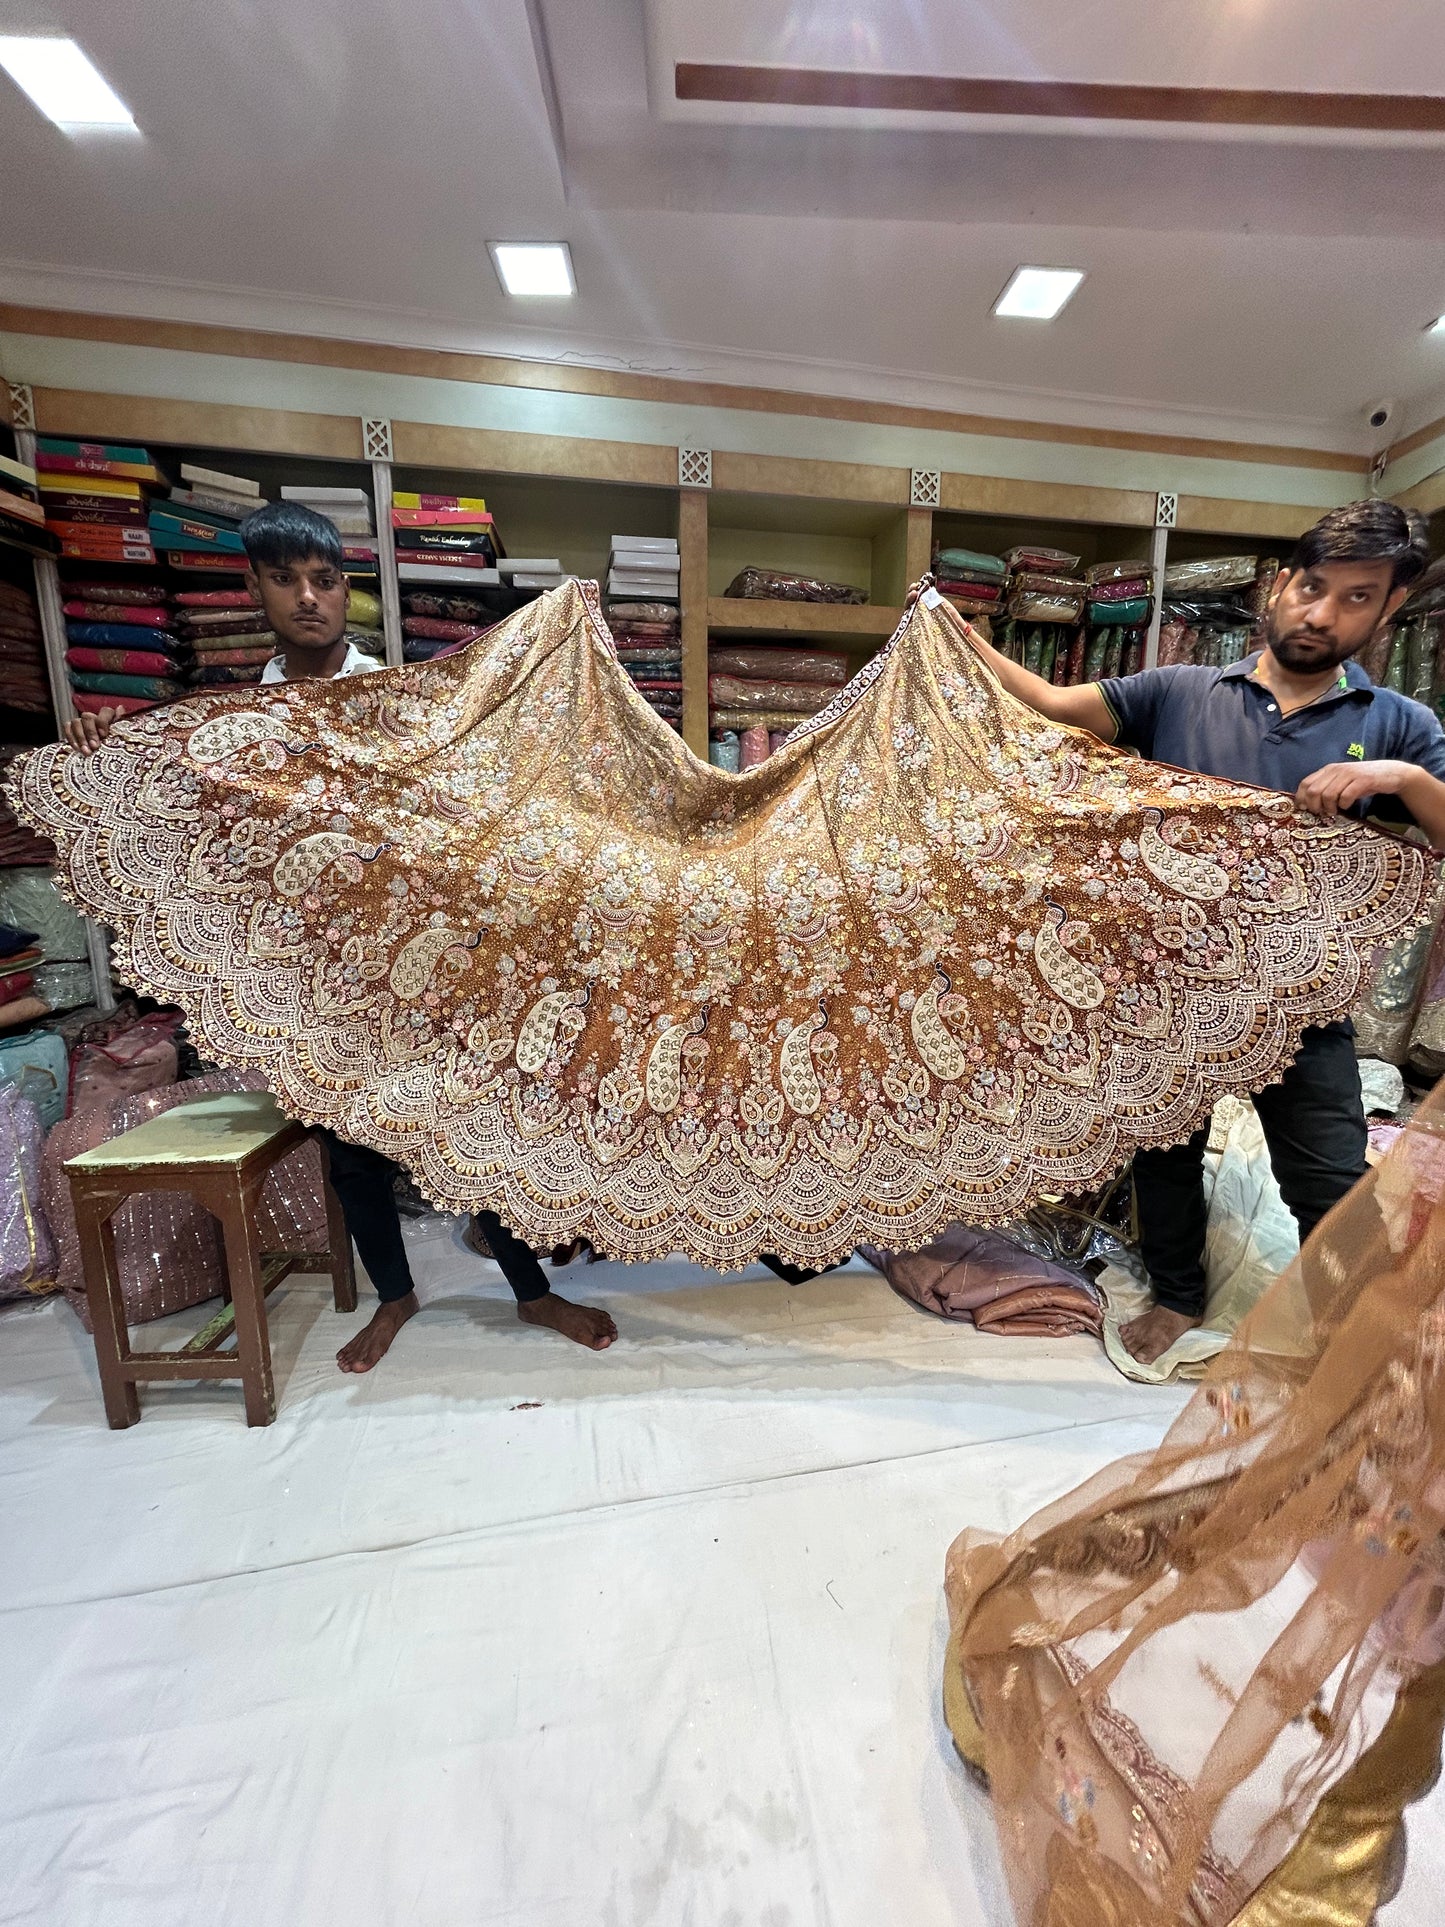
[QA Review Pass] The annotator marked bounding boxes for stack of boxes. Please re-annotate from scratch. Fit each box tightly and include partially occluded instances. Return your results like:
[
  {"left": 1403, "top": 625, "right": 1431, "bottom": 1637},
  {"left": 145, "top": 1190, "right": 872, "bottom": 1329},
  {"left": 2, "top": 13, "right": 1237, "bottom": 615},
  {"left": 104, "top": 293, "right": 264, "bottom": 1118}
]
[{"left": 37, "top": 437, "right": 161, "bottom": 567}]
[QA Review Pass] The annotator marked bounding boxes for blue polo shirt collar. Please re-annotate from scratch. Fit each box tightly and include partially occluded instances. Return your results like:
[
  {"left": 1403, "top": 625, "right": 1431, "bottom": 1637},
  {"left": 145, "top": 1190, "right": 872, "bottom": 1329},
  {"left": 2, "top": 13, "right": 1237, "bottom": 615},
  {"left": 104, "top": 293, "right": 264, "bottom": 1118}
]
[{"left": 1223, "top": 650, "right": 1374, "bottom": 702}]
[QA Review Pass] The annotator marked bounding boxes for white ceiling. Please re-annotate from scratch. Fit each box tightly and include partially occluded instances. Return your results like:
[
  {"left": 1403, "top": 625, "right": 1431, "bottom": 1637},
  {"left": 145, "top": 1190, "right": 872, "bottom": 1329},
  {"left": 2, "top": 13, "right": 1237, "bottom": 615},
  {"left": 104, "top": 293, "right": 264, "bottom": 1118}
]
[{"left": 1, "top": 0, "right": 1444, "bottom": 452}]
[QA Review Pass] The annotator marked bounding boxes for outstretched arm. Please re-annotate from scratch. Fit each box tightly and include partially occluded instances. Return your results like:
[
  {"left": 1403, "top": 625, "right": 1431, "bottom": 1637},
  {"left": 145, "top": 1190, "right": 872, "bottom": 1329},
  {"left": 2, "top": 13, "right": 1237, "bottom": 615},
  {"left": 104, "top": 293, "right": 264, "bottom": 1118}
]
[
  {"left": 956, "top": 619, "right": 1118, "bottom": 740},
  {"left": 1297, "top": 761, "right": 1445, "bottom": 848}
]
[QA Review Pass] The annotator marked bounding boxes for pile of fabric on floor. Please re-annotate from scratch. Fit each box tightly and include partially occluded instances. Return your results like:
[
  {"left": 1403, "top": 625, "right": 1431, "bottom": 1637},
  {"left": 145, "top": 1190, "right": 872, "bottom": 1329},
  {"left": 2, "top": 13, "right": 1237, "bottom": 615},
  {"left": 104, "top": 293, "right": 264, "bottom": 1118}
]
[
  {"left": 37, "top": 437, "right": 161, "bottom": 567},
  {"left": 707, "top": 641, "right": 850, "bottom": 768},
  {"left": 0, "top": 576, "right": 50, "bottom": 715},
  {"left": 62, "top": 578, "right": 191, "bottom": 714},
  {"left": 606, "top": 537, "right": 681, "bottom": 727},
  {"left": 1158, "top": 553, "right": 1278, "bottom": 668}
]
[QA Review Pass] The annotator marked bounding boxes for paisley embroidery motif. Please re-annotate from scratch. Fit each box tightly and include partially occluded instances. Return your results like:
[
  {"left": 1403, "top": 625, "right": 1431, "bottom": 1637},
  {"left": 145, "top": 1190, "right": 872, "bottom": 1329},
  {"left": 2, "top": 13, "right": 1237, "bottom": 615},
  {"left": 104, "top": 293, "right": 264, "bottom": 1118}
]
[{"left": 7, "top": 579, "right": 1433, "bottom": 1266}]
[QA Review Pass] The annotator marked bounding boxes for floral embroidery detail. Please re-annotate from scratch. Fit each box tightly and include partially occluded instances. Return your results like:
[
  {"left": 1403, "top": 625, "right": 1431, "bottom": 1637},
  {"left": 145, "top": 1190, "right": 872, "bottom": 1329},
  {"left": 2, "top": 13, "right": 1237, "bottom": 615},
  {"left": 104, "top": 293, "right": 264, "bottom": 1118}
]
[{"left": 7, "top": 580, "right": 1433, "bottom": 1265}]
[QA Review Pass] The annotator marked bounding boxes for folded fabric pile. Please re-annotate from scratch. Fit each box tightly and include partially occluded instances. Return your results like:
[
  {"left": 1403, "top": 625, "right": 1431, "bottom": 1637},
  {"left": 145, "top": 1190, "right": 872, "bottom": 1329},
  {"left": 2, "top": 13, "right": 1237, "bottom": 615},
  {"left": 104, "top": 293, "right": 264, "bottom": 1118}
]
[
  {"left": 931, "top": 546, "right": 1006, "bottom": 618},
  {"left": 607, "top": 535, "right": 678, "bottom": 611},
  {"left": 723, "top": 566, "right": 865, "bottom": 605},
  {"left": 170, "top": 588, "right": 276, "bottom": 686},
  {"left": 1368, "top": 559, "right": 1445, "bottom": 705},
  {"left": 1158, "top": 554, "right": 1276, "bottom": 670},
  {"left": 0, "top": 750, "right": 55, "bottom": 866},
  {"left": 707, "top": 642, "right": 848, "bottom": 756},
  {"left": 608, "top": 588, "right": 682, "bottom": 729},
  {"left": 38, "top": 437, "right": 163, "bottom": 566},
  {"left": 0, "top": 867, "right": 93, "bottom": 1016},
  {"left": 400, "top": 584, "right": 514, "bottom": 661},
  {"left": 343, "top": 587, "right": 385, "bottom": 661},
  {"left": 0, "top": 922, "right": 41, "bottom": 1022},
  {"left": 0, "top": 450, "right": 56, "bottom": 558},
  {"left": 0, "top": 577, "right": 50, "bottom": 714},
  {"left": 860, "top": 1223, "right": 1104, "bottom": 1337},
  {"left": 392, "top": 492, "right": 501, "bottom": 597},
  {"left": 1003, "top": 543, "right": 1084, "bottom": 624},
  {"left": 151, "top": 461, "right": 261, "bottom": 575},
  {"left": 62, "top": 579, "right": 190, "bottom": 714}
]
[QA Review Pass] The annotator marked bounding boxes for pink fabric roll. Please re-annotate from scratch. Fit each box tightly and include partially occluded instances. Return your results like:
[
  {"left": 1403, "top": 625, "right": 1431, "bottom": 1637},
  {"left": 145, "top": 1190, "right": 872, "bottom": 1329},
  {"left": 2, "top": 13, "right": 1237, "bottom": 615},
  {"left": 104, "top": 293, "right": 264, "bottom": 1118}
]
[{"left": 739, "top": 725, "right": 770, "bottom": 768}]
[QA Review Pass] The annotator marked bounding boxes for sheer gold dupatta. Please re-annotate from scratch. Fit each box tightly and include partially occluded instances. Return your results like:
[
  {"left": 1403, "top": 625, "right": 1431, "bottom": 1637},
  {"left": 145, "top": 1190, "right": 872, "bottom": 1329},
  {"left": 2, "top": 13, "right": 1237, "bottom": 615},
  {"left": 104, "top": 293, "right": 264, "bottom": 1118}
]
[{"left": 945, "top": 1079, "right": 1445, "bottom": 1926}]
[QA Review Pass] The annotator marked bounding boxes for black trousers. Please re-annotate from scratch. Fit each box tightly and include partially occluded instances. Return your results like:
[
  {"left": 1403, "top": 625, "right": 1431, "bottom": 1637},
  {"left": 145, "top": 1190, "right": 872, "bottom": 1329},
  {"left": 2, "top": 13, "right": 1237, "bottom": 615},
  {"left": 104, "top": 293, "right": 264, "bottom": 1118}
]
[
  {"left": 1132, "top": 1025, "right": 1366, "bottom": 1320},
  {"left": 317, "top": 1131, "right": 550, "bottom": 1306}
]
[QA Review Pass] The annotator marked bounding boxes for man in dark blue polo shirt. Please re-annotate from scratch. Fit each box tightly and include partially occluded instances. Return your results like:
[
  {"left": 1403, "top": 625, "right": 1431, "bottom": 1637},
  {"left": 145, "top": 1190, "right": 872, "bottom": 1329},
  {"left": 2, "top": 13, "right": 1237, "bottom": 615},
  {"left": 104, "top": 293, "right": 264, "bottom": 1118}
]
[{"left": 963, "top": 499, "right": 1445, "bottom": 1364}]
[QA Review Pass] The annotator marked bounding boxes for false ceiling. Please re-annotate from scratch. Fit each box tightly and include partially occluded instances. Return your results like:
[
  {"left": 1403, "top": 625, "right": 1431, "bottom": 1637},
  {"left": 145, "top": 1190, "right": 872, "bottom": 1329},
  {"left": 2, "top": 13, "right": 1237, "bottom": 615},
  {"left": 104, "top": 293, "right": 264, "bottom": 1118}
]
[{"left": 1, "top": 0, "right": 1443, "bottom": 452}]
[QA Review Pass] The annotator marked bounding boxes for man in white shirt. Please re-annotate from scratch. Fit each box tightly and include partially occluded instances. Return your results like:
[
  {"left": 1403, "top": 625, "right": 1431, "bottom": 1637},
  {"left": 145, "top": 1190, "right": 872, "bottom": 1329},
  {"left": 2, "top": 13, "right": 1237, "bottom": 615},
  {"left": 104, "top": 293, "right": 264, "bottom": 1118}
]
[{"left": 65, "top": 500, "right": 618, "bottom": 1371}]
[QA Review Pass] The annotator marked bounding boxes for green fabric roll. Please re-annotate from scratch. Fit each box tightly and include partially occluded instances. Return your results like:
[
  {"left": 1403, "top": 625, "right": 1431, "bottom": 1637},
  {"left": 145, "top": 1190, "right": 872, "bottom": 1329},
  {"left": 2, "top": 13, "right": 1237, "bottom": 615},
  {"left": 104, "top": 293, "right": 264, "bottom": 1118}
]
[
  {"left": 933, "top": 547, "right": 1006, "bottom": 580},
  {"left": 1037, "top": 631, "right": 1057, "bottom": 681},
  {"left": 1083, "top": 631, "right": 1107, "bottom": 681},
  {"left": 1023, "top": 626, "right": 1044, "bottom": 674},
  {"left": 1101, "top": 630, "right": 1124, "bottom": 679},
  {"left": 1385, "top": 627, "right": 1408, "bottom": 692},
  {"left": 69, "top": 670, "right": 185, "bottom": 701},
  {"left": 1089, "top": 596, "right": 1151, "bottom": 627}
]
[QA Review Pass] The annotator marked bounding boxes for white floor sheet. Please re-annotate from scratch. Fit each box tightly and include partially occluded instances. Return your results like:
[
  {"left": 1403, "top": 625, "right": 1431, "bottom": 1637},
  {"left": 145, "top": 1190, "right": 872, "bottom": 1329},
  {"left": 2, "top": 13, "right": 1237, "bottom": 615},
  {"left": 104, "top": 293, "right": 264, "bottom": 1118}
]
[{"left": 2, "top": 1219, "right": 1440, "bottom": 1925}]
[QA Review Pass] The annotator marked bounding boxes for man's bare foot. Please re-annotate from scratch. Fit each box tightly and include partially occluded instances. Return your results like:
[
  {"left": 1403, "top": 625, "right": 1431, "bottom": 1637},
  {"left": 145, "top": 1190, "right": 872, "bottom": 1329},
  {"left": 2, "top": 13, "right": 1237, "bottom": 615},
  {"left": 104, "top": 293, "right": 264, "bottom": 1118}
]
[
  {"left": 1120, "top": 1304, "right": 1202, "bottom": 1366},
  {"left": 337, "top": 1291, "right": 419, "bottom": 1373},
  {"left": 517, "top": 1291, "right": 617, "bottom": 1351}
]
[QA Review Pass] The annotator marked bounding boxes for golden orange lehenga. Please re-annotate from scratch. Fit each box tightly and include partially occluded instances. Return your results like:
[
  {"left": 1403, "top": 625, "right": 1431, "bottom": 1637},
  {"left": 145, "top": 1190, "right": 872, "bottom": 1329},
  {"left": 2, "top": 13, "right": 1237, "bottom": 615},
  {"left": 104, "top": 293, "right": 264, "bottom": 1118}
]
[
  {"left": 9, "top": 580, "right": 1436, "bottom": 1265},
  {"left": 944, "top": 1079, "right": 1445, "bottom": 1926}
]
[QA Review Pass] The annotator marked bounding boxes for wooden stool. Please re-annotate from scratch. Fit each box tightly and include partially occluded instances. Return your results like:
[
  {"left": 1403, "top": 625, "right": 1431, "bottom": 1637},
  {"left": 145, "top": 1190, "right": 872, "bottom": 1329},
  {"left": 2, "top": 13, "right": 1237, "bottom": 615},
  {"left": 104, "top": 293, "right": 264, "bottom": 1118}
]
[{"left": 66, "top": 1092, "right": 357, "bottom": 1428}]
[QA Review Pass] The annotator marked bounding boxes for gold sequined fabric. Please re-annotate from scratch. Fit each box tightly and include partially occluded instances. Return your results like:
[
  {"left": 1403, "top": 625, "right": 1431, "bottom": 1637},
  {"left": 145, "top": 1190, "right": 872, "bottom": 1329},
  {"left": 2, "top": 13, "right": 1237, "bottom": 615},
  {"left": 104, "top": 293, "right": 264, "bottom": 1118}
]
[{"left": 9, "top": 580, "right": 1436, "bottom": 1263}]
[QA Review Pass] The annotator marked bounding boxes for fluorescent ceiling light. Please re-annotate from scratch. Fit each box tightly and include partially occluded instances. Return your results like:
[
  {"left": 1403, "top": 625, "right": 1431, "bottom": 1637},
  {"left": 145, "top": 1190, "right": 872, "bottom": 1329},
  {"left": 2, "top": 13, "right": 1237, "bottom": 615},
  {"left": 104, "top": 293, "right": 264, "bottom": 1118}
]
[
  {"left": 994, "top": 266, "right": 1084, "bottom": 321},
  {"left": 0, "top": 35, "right": 137, "bottom": 130},
  {"left": 489, "top": 243, "right": 576, "bottom": 298}
]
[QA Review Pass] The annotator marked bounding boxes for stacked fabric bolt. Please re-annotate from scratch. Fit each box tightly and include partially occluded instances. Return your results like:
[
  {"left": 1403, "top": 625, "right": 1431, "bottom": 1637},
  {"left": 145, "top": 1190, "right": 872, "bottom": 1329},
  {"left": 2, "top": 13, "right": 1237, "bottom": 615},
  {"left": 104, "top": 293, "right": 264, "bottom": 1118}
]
[
  {"left": 344, "top": 586, "right": 386, "bottom": 661},
  {"left": 707, "top": 642, "right": 848, "bottom": 754},
  {"left": 37, "top": 438, "right": 163, "bottom": 565},
  {"left": 0, "top": 450, "right": 56, "bottom": 559},
  {"left": 609, "top": 597, "right": 682, "bottom": 728},
  {"left": 1370, "top": 558, "right": 1445, "bottom": 706},
  {"left": 0, "top": 577, "right": 50, "bottom": 714},
  {"left": 400, "top": 587, "right": 506, "bottom": 662},
  {"left": 392, "top": 493, "right": 500, "bottom": 587},
  {"left": 0, "top": 750, "right": 55, "bottom": 865},
  {"left": 1157, "top": 555, "right": 1275, "bottom": 671},
  {"left": 1004, "top": 544, "right": 1085, "bottom": 625},
  {"left": 170, "top": 589, "right": 277, "bottom": 686},
  {"left": 931, "top": 546, "right": 1007, "bottom": 618},
  {"left": 62, "top": 579, "right": 191, "bottom": 714},
  {"left": 151, "top": 461, "right": 262, "bottom": 574}
]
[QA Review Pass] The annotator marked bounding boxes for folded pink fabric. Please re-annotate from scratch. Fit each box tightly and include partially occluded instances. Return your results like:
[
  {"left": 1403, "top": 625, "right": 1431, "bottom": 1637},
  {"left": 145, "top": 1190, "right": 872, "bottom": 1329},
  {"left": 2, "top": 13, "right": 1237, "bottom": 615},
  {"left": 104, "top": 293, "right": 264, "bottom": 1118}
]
[{"left": 860, "top": 1223, "right": 1101, "bottom": 1330}]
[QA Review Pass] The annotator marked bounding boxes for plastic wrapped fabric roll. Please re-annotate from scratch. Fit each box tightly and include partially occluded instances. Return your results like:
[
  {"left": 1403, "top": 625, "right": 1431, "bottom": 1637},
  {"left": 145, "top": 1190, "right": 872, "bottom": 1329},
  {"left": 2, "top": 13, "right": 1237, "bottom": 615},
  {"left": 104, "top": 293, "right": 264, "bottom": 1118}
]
[
  {"left": 347, "top": 588, "right": 383, "bottom": 628},
  {"left": 1361, "top": 624, "right": 1395, "bottom": 685},
  {"left": 1157, "top": 619, "right": 1191, "bottom": 667},
  {"left": 1082, "top": 630, "right": 1108, "bottom": 681},
  {"left": 1406, "top": 618, "right": 1435, "bottom": 704},
  {"left": 1217, "top": 626, "right": 1252, "bottom": 668},
  {"left": 1009, "top": 593, "right": 1084, "bottom": 623},
  {"left": 1100, "top": 629, "right": 1124, "bottom": 680},
  {"left": 607, "top": 602, "right": 681, "bottom": 624},
  {"left": 1022, "top": 627, "right": 1043, "bottom": 674},
  {"left": 706, "top": 645, "right": 848, "bottom": 684},
  {"left": 65, "top": 581, "right": 168, "bottom": 607},
  {"left": 710, "top": 706, "right": 824, "bottom": 733},
  {"left": 66, "top": 621, "right": 184, "bottom": 652},
  {"left": 32, "top": 960, "right": 92, "bottom": 1012},
  {"left": 67, "top": 647, "right": 181, "bottom": 678},
  {"left": 1037, "top": 631, "right": 1057, "bottom": 681},
  {"left": 1162, "top": 554, "right": 1259, "bottom": 593},
  {"left": 1065, "top": 630, "right": 1087, "bottom": 683},
  {"left": 723, "top": 567, "right": 866, "bottom": 605},
  {"left": 708, "top": 675, "right": 831, "bottom": 715},
  {"left": 1247, "top": 558, "right": 1281, "bottom": 618},
  {"left": 708, "top": 733, "right": 741, "bottom": 772},
  {"left": 1085, "top": 559, "right": 1153, "bottom": 587},
  {"left": 738, "top": 724, "right": 770, "bottom": 767},
  {"left": 1385, "top": 626, "right": 1409, "bottom": 691},
  {"left": 62, "top": 601, "right": 173, "bottom": 628},
  {"left": 1120, "top": 629, "right": 1144, "bottom": 677},
  {"left": 933, "top": 547, "right": 1007, "bottom": 580},
  {"left": 1087, "top": 596, "right": 1151, "bottom": 627},
  {"left": 1051, "top": 629, "right": 1073, "bottom": 685},
  {"left": 1003, "top": 545, "right": 1080, "bottom": 572},
  {"left": 941, "top": 592, "right": 1005, "bottom": 617},
  {"left": 0, "top": 870, "right": 86, "bottom": 965},
  {"left": 403, "top": 616, "right": 487, "bottom": 643},
  {"left": 768, "top": 730, "right": 792, "bottom": 756}
]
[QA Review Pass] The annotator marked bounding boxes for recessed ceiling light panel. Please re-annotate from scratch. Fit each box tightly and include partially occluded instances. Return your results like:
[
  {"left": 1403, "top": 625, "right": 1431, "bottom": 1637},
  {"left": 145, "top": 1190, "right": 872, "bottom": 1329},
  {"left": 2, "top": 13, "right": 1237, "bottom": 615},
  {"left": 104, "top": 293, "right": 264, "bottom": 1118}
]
[
  {"left": 993, "top": 267, "right": 1084, "bottom": 321},
  {"left": 0, "top": 35, "right": 137, "bottom": 131},
  {"left": 489, "top": 243, "right": 576, "bottom": 298}
]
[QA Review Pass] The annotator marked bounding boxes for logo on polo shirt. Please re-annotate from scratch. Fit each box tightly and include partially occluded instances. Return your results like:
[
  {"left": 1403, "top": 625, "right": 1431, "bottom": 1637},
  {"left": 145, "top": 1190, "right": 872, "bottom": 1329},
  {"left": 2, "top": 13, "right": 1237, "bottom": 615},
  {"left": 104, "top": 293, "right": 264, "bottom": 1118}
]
[{"left": 1347, "top": 743, "right": 1365, "bottom": 759}]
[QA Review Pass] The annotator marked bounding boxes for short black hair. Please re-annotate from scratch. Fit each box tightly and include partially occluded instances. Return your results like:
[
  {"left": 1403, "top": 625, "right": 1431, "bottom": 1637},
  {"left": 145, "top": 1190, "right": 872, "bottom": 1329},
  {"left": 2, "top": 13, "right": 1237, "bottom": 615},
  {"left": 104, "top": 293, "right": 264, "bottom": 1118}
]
[
  {"left": 240, "top": 501, "right": 345, "bottom": 572},
  {"left": 1288, "top": 499, "right": 1430, "bottom": 595}
]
